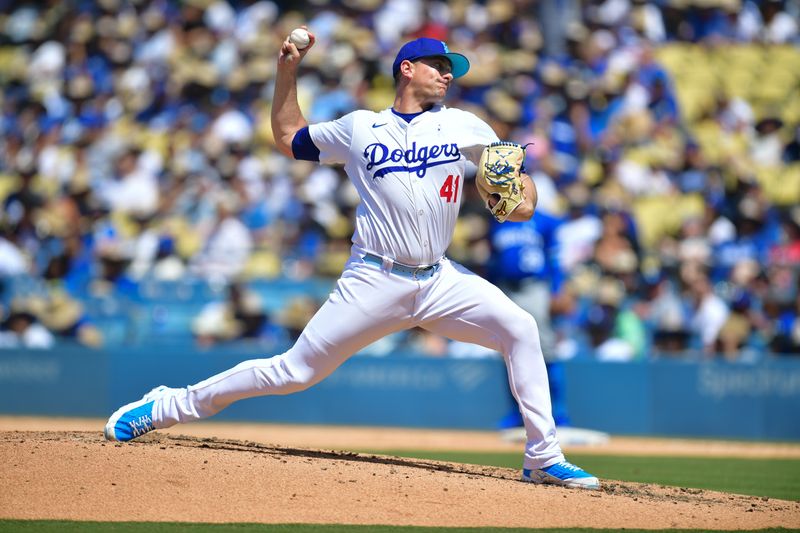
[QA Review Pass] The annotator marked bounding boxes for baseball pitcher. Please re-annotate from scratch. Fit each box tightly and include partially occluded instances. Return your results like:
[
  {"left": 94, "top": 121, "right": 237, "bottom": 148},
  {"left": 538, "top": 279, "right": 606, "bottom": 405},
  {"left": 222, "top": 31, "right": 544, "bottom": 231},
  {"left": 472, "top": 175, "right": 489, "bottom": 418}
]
[{"left": 104, "top": 30, "right": 599, "bottom": 490}]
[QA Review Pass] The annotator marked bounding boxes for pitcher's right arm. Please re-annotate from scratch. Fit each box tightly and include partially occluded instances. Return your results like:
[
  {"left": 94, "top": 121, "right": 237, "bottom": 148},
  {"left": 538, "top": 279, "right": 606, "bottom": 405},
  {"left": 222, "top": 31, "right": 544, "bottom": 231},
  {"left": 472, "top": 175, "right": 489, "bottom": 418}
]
[{"left": 271, "top": 27, "right": 316, "bottom": 158}]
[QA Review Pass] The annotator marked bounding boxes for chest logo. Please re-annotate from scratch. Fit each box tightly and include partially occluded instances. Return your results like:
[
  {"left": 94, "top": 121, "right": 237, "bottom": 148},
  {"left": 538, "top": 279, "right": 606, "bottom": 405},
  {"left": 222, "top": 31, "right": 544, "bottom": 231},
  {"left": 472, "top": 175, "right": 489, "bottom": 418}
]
[{"left": 363, "top": 141, "right": 461, "bottom": 179}]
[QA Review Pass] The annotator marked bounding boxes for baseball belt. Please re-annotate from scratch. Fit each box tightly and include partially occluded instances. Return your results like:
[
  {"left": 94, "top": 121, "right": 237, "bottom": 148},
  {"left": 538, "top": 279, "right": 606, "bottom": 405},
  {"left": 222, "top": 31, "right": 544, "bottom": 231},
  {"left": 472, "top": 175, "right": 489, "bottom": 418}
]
[{"left": 362, "top": 253, "right": 441, "bottom": 280}]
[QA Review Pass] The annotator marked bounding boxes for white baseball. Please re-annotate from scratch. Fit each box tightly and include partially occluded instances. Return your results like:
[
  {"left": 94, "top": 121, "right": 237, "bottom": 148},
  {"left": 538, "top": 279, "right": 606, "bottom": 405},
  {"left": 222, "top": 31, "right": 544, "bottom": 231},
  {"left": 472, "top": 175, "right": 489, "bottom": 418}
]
[{"left": 289, "top": 28, "right": 310, "bottom": 50}]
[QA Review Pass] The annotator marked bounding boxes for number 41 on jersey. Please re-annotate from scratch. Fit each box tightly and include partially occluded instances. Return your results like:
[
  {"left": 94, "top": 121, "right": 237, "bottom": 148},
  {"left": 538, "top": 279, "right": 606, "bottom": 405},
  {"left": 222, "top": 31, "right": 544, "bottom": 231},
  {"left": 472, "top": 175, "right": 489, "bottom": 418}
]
[{"left": 439, "top": 174, "right": 461, "bottom": 203}]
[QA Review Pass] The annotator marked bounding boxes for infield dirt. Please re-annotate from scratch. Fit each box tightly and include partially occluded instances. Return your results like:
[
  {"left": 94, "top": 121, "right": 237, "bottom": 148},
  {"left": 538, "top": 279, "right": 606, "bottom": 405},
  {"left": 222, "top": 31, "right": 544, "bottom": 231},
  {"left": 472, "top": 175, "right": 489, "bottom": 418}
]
[{"left": 1, "top": 424, "right": 799, "bottom": 529}]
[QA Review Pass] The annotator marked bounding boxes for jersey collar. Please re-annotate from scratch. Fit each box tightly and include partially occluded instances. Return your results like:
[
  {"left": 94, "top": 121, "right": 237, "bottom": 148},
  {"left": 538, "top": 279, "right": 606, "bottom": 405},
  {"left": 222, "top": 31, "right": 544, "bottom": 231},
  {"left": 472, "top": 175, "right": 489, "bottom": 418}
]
[{"left": 386, "top": 104, "right": 445, "bottom": 127}]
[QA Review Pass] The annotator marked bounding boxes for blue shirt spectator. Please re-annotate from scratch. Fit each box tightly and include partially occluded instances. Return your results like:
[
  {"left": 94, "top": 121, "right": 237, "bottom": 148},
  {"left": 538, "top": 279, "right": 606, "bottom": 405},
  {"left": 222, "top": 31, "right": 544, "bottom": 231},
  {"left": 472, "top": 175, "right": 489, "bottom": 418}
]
[{"left": 489, "top": 211, "right": 565, "bottom": 294}]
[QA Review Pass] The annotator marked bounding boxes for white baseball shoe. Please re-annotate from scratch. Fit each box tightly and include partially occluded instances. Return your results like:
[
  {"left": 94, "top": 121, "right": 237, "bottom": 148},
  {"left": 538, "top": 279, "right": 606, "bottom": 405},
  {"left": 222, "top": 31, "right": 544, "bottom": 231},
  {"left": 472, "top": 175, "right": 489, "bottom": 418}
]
[
  {"left": 522, "top": 460, "right": 600, "bottom": 490},
  {"left": 104, "top": 385, "right": 175, "bottom": 442}
]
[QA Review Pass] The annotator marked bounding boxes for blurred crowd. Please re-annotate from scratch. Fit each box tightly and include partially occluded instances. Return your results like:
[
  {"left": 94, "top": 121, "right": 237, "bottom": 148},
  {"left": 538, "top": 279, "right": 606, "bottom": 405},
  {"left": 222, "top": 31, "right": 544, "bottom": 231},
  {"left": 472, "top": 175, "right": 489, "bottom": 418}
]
[{"left": 0, "top": 0, "right": 799, "bottom": 359}]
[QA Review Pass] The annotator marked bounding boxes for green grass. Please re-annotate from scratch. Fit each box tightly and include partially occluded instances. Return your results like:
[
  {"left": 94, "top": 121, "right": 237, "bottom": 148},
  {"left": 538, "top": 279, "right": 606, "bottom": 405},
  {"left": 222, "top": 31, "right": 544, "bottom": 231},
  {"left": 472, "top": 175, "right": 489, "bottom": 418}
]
[
  {"left": 365, "top": 450, "right": 800, "bottom": 502},
  {"left": 0, "top": 523, "right": 795, "bottom": 533}
]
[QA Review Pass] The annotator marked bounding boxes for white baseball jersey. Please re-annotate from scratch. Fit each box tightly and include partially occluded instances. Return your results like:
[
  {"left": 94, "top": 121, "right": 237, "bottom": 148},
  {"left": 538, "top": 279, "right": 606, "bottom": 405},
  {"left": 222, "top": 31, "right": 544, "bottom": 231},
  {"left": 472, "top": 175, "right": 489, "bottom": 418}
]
[{"left": 309, "top": 104, "right": 499, "bottom": 266}]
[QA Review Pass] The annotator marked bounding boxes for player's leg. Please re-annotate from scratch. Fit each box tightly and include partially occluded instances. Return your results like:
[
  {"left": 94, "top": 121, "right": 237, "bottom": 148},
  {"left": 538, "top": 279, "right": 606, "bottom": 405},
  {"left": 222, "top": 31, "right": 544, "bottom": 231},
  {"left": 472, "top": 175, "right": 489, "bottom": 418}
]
[
  {"left": 416, "top": 260, "right": 561, "bottom": 468},
  {"left": 500, "top": 281, "right": 571, "bottom": 426},
  {"left": 105, "top": 262, "right": 415, "bottom": 441},
  {"left": 505, "top": 281, "right": 555, "bottom": 356},
  {"left": 416, "top": 259, "right": 599, "bottom": 489}
]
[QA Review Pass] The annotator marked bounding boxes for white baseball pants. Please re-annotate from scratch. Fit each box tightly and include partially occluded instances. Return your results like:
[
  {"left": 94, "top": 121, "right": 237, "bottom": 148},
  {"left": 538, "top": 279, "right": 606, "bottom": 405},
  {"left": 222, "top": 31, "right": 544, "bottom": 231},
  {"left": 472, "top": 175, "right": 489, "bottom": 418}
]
[{"left": 152, "top": 252, "right": 565, "bottom": 470}]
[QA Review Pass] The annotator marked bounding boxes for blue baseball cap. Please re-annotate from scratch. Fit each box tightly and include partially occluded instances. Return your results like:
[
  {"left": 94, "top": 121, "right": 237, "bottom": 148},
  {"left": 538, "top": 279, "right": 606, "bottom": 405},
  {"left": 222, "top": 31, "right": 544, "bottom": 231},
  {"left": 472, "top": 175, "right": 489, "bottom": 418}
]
[{"left": 392, "top": 38, "right": 470, "bottom": 79}]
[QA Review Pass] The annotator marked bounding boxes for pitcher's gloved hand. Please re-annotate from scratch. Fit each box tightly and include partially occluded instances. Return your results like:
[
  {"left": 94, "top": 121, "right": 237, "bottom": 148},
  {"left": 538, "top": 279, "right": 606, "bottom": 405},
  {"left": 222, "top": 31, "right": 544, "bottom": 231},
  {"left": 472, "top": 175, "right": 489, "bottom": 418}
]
[{"left": 475, "top": 141, "right": 528, "bottom": 223}]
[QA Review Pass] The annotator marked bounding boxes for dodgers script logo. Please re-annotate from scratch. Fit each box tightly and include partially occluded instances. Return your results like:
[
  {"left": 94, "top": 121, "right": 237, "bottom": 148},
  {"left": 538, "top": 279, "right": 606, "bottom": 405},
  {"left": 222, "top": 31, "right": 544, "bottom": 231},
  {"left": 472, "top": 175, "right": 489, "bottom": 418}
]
[{"left": 363, "top": 142, "right": 460, "bottom": 179}]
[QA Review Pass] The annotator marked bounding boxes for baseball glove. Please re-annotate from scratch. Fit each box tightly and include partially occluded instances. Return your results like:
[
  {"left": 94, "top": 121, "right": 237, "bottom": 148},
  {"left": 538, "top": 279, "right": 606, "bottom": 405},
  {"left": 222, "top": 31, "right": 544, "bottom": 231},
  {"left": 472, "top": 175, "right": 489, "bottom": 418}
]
[{"left": 475, "top": 141, "right": 527, "bottom": 223}]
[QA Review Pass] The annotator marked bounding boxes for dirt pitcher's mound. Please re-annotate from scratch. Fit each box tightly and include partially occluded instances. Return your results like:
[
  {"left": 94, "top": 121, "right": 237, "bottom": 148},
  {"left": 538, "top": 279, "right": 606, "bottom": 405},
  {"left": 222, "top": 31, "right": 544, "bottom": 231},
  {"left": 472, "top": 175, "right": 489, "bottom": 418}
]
[{"left": 1, "top": 431, "right": 797, "bottom": 529}]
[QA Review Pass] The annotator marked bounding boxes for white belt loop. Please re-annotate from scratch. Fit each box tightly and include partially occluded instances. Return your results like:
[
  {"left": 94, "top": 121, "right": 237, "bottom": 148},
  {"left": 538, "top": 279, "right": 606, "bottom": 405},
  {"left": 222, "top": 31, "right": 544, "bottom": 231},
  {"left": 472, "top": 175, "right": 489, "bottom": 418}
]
[{"left": 381, "top": 255, "right": 394, "bottom": 273}]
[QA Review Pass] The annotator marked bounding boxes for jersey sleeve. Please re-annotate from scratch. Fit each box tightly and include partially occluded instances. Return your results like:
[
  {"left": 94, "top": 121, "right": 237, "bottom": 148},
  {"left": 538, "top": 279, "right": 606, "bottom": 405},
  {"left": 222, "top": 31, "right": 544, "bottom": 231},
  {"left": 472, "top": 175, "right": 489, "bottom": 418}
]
[
  {"left": 307, "top": 112, "right": 357, "bottom": 165},
  {"left": 291, "top": 126, "right": 321, "bottom": 161},
  {"left": 457, "top": 110, "right": 501, "bottom": 165}
]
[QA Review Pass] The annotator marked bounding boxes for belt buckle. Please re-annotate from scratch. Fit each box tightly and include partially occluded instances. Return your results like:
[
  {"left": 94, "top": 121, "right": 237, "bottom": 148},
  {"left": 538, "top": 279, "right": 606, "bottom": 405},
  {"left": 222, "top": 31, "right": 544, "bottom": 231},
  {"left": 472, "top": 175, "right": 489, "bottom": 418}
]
[{"left": 412, "top": 265, "right": 434, "bottom": 280}]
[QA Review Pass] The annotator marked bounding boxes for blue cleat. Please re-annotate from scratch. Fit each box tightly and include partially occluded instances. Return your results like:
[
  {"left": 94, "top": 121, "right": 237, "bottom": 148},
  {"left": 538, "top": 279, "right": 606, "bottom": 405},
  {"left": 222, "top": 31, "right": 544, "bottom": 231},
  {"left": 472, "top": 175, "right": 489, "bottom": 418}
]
[
  {"left": 104, "top": 386, "right": 171, "bottom": 442},
  {"left": 522, "top": 460, "right": 600, "bottom": 490}
]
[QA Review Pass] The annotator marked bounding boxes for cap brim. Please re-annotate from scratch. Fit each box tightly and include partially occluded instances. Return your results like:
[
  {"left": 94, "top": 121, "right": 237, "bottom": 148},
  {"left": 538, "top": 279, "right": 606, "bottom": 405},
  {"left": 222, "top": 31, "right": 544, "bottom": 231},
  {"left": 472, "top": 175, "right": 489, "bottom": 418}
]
[
  {"left": 411, "top": 52, "right": 470, "bottom": 78},
  {"left": 443, "top": 52, "right": 470, "bottom": 78}
]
